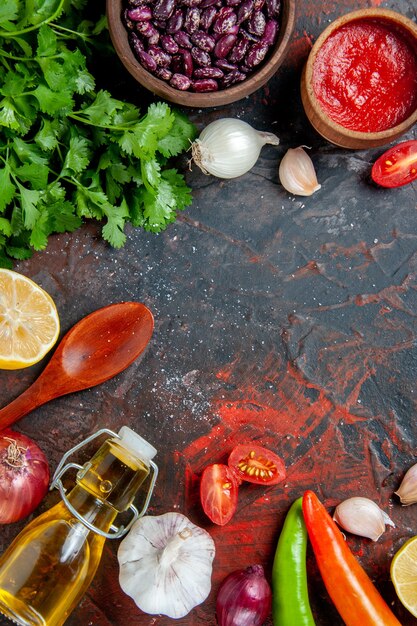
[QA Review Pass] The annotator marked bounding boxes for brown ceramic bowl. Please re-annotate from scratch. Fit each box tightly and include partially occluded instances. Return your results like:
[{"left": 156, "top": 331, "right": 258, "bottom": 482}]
[
  {"left": 300, "top": 8, "right": 417, "bottom": 149},
  {"left": 106, "top": 0, "right": 295, "bottom": 108}
]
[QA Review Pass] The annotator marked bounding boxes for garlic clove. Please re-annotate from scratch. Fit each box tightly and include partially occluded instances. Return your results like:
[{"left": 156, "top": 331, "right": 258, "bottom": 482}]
[
  {"left": 278, "top": 146, "right": 321, "bottom": 196},
  {"left": 118, "top": 512, "right": 215, "bottom": 619},
  {"left": 395, "top": 462, "right": 417, "bottom": 505},
  {"left": 333, "top": 496, "right": 395, "bottom": 541}
]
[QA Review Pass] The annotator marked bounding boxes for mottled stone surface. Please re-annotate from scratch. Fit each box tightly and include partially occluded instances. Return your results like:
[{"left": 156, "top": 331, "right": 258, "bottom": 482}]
[{"left": 0, "top": 0, "right": 417, "bottom": 624}]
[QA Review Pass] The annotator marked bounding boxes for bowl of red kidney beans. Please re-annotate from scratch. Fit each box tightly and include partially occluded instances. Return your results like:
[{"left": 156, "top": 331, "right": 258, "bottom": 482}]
[{"left": 106, "top": 0, "right": 295, "bottom": 106}]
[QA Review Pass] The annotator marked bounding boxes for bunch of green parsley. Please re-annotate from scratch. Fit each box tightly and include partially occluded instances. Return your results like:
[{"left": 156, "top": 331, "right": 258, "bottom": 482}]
[{"left": 0, "top": 0, "right": 196, "bottom": 267}]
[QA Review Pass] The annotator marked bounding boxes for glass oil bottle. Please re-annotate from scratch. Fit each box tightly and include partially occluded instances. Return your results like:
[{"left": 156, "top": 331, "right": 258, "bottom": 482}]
[{"left": 0, "top": 427, "right": 158, "bottom": 626}]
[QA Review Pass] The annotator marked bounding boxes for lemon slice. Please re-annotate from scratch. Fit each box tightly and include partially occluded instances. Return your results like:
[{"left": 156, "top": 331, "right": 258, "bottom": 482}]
[
  {"left": 0, "top": 269, "right": 60, "bottom": 369},
  {"left": 391, "top": 535, "right": 417, "bottom": 617}
]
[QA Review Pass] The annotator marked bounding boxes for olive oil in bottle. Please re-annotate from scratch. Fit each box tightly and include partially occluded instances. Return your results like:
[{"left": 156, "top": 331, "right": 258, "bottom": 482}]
[{"left": 0, "top": 427, "right": 157, "bottom": 626}]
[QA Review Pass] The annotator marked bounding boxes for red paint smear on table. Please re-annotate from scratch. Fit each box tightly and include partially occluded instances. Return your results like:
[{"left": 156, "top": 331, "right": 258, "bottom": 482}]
[{"left": 178, "top": 350, "right": 405, "bottom": 584}]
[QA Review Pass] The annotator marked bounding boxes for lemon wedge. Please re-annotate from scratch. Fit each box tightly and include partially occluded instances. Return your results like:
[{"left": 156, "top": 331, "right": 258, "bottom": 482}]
[
  {"left": 0, "top": 269, "right": 60, "bottom": 369},
  {"left": 391, "top": 535, "right": 417, "bottom": 618}
]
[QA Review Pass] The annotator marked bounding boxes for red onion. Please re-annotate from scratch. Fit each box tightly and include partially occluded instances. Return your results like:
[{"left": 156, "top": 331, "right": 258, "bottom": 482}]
[
  {"left": 0, "top": 429, "right": 49, "bottom": 524},
  {"left": 216, "top": 564, "right": 272, "bottom": 626}
]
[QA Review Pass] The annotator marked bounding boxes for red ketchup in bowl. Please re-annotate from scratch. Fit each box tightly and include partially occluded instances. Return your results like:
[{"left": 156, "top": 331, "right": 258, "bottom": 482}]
[{"left": 311, "top": 18, "right": 417, "bottom": 133}]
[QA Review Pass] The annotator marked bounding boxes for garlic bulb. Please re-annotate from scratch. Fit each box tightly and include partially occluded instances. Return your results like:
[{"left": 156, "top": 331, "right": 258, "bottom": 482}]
[
  {"left": 395, "top": 463, "right": 417, "bottom": 505},
  {"left": 117, "top": 512, "right": 215, "bottom": 618},
  {"left": 278, "top": 146, "right": 321, "bottom": 196},
  {"left": 191, "top": 118, "right": 280, "bottom": 179},
  {"left": 333, "top": 497, "right": 395, "bottom": 541}
]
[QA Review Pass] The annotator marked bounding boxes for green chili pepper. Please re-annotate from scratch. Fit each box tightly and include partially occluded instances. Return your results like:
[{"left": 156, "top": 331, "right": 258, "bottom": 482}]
[{"left": 271, "top": 497, "right": 316, "bottom": 626}]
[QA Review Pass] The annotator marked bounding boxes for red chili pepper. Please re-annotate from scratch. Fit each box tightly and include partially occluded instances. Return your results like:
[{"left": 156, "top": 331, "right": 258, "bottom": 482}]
[{"left": 302, "top": 490, "right": 401, "bottom": 626}]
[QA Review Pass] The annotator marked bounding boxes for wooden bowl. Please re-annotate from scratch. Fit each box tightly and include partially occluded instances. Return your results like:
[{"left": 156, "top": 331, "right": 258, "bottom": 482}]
[
  {"left": 300, "top": 8, "right": 417, "bottom": 149},
  {"left": 106, "top": 0, "right": 295, "bottom": 108}
]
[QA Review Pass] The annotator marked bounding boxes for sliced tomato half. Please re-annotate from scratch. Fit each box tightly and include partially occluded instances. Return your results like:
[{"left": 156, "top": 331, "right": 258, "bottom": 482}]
[
  {"left": 371, "top": 139, "right": 417, "bottom": 188},
  {"left": 200, "top": 463, "right": 239, "bottom": 526},
  {"left": 228, "top": 444, "right": 286, "bottom": 486}
]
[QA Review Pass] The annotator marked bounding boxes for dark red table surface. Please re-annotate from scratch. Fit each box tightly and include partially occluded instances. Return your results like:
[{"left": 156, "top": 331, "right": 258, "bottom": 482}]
[{"left": 1, "top": 0, "right": 417, "bottom": 624}]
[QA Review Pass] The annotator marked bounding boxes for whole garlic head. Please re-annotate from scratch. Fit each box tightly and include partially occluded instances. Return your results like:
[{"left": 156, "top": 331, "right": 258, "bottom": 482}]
[
  {"left": 118, "top": 512, "right": 215, "bottom": 619},
  {"left": 333, "top": 496, "right": 395, "bottom": 541}
]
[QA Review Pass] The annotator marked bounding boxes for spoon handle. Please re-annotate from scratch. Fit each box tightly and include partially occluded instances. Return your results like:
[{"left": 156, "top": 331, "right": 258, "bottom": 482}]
[{"left": 0, "top": 380, "right": 50, "bottom": 430}]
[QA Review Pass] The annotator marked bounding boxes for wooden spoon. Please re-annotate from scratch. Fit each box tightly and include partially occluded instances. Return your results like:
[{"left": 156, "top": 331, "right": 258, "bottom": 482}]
[{"left": 0, "top": 302, "right": 154, "bottom": 430}]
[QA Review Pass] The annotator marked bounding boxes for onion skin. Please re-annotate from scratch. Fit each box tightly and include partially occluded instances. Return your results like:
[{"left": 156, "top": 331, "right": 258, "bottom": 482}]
[
  {"left": 0, "top": 429, "right": 49, "bottom": 524},
  {"left": 216, "top": 564, "right": 272, "bottom": 626}
]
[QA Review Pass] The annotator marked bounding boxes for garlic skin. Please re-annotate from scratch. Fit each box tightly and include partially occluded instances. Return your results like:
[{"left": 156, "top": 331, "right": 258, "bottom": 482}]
[
  {"left": 278, "top": 146, "right": 321, "bottom": 196},
  {"left": 191, "top": 118, "right": 280, "bottom": 179},
  {"left": 333, "top": 497, "right": 395, "bottom": 541},
  {"left": 117, "top": 512, "right": 215, "bottom": 619},
  {"left": 395, "top": 463, "right": 417, "bottom": 505}
]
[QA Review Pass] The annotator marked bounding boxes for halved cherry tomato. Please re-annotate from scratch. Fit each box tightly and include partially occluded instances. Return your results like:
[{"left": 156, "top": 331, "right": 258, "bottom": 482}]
[
  {"left": 371, "top": 139, "right": 417, "bottom": 188},
  {"left": 200, "top": 463, "right": 239, "bottom": 526},
  {"left": 228, "top": 444, "right": 286, "bottom": 485}
]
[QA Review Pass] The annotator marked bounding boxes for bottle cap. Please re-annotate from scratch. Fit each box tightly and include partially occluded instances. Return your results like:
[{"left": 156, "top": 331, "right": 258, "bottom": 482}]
[{"left": 117, "top": 426, "right": 157, "bottom": 464}]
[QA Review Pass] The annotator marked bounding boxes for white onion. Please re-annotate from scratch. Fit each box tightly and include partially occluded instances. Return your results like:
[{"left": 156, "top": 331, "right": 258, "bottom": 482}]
[{"left": 191, "top": 118, "right": 280, "bottom": 179}]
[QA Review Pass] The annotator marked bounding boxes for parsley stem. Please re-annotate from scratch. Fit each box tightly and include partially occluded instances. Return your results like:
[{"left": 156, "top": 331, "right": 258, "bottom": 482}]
[
  {"left": 0, "top": 0, "right": 65, "bottom": 38},
  {"left": 68, "top": 113, "right": 131, "bottom": 134},
  {"left": 51, "top": 24, "right": 94, "bottom": 43}
]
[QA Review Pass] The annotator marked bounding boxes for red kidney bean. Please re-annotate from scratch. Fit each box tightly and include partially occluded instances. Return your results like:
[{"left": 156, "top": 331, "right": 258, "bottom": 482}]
[
  {"left": 181, "top": 48, "right": 194, "bottom": 76},
  {"left": 191, "top": 30, "right": 215, "bottom": 51},
  {"left": 127, "top": 6, "right": 152, "bottom": 20},
  {"left": 191, "top": 46, "right": 211, "bottom": 66},
  {"left": 153, "top": 18, "right": 168, "bottom": 30},
  {"left": 200, "top": 6, "right": 217, "bottom": 30},
  {"left": 155, "top": 66, "right": 173, "bottom": 80},
  {"left": 170, "top": 73, "right": 192, "bottom": 89},
  {"left": 239, "top": 26, "right": 259, "bottom": 41},
  {"left": 122, "top": 0, "right": 281, "bottom": 93},
  {"left": 148, "top": 45, "right": 172, "bottom": 66},
  {"left": 136, "top": 20, "right": 160, "bottom": 41},
  {"left": 128, "top": 0, "right": 148, "bottom": 7},
  {"left": 174, "top": 30, "right": 192, "bottom": 48},
  {"left": 192, "top": 78, "right": 219, "bottom": 91},
  {"left": 128, "top": 31, "right": 145, "bottom": 57},
  {"left": 199, "top": 0, "right": 218, "bottom": 7},
  {"left": 215, "top": 58, "right": 237, "bottom": 71},
  {"left": 266, "top": 0, "right": 281, "bottom": 18},
  {"left": 171, "top": 53, "right": 183, "bottom": 73},
  {"left": 245, "top": 41, "right": 268, "bottom": 67},
  {"left": 221, "top": 69, "right": 246, "bottom": 86},
  {"left": 248, "top": 10, "right": 266, "bottom": 37},
  {"left": 161, "top": 33, "right": 179, "bottom": 53},
  {"left": 213, "top": 7, "right": 237, "bottom": 34},
  {"left": 228, "top": 35, "right": 250, "bottom": 62},
  {"left": 138, "top": 49, "right": 158, "bottom": 71},
  {"left": 262, "top": 18, "right": 277, "bottom": 45},
  {"left": 237, "top": 0, "right": 254, "bottom": 23},
  {"left": 123, "top": 10, "right": 136, "bottom": 30},
  {"left": 184, "top": 7, "right": 201, "bottom": 33},
  {"left": 214, "top": 33, "right": 237, "bottom": 58},
  {"left": 153, "top": 0, "right": 175, "bottom": 20},
  {"left": 193, "top": 66, "right": 224, "bottom": 78},
  {"left": 166, "top": 8, "right": 184, "bottom": 33}
]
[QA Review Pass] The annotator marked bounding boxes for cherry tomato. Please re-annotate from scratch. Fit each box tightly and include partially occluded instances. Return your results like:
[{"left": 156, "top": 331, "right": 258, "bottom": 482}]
[
  {"left": 371, "top": 139, "right": 417, "bottom": 188},
  {"left": 200, "top": 463, "right": 239, "bottom": 526},
  {"left": 228, "top": 444, "right": 286, "bottom": 485}
]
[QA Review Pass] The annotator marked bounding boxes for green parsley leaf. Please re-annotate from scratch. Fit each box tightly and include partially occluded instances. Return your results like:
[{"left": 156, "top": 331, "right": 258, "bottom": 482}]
[
  {"left": 17, "top": 183, "right": 41, "bottom": 229},
  {"left": 0, "top": 0, "right": 195, "bottom": 267},
  {"left": 62, "top": 136, "right": 91, "bottom": 174},
  {"left": 0, "top": 165, "right": 16, "bottom": 212}
]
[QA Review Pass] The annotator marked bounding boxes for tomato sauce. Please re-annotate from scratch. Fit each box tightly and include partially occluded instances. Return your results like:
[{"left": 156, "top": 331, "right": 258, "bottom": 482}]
[{"left": 312, "top": 19, "right": 417, "bottom": 133}]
